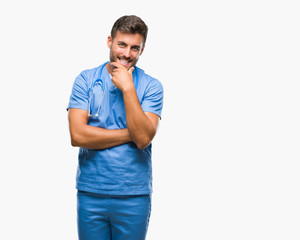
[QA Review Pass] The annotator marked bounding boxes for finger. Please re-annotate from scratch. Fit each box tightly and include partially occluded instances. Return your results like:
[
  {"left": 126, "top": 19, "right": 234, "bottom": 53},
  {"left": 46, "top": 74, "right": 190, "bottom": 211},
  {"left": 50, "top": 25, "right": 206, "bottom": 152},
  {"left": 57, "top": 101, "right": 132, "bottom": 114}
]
[
  {"left": 112, "top": 67, "right": 120, "bottom": 76},
  {"left": 110, "top": 61, "right": 124, "bottom": 69},
  {"left": 128, "top": 67, "right": 135, "bottom": 75}
]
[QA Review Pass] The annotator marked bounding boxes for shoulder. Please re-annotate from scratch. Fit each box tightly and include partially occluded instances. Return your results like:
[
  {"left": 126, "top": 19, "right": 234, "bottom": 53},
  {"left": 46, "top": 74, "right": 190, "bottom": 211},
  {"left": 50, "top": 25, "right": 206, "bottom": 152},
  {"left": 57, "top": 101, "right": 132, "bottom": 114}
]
[
  {"left": 78, "top": 65, "right": 103, "bottom": 83},
  {"left": 136, "top": 67, "right": 163, "bottom": 93}
]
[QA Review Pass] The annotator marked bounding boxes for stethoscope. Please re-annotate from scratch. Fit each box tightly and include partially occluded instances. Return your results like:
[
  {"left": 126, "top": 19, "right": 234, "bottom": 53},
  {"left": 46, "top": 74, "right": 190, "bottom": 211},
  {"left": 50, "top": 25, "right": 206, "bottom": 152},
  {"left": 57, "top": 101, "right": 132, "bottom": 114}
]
[
  {"left": 88, "top": 61, "right": 139, "bottom": 117},
  {"left": 88, "top": 62, "right": 107, "bottom": 117}
]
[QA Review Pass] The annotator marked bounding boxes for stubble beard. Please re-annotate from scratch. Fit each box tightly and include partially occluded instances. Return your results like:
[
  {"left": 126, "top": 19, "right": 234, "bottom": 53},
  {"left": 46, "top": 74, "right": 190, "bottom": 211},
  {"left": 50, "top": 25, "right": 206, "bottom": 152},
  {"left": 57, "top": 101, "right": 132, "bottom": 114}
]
[{"left": 109, "top": 47, "right": 139, "bottom": 70}]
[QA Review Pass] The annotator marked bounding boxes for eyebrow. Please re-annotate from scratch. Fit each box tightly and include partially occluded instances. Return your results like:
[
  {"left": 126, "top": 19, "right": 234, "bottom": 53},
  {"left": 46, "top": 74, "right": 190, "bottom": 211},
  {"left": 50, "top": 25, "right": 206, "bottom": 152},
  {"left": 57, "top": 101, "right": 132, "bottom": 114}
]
[
  {"left": 118, "top": 41, "right": 141, "bottom": 49},
  {"left": 117, "top": 41, "right": 127, "bottom": 45}
]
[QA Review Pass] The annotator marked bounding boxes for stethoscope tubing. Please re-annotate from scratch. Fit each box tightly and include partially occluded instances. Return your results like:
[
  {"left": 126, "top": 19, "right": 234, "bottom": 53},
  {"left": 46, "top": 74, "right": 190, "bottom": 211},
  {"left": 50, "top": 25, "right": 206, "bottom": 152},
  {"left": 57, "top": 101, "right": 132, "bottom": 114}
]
[
  {"left": 88, "top": 63, "right": 107, "bottom": 117},
  {"left": 88, "top": 62, "right": 138, "bottom": 118}
]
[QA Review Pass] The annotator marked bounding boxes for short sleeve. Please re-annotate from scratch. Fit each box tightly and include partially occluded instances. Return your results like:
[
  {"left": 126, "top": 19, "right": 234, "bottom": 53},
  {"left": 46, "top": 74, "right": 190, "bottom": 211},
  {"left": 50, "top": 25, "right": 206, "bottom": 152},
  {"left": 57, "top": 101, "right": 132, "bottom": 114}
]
[
  {"left": 141, "top": 79, "right": 164, "bottom": 119},
  {"left": 67, "top": 72, "right": 89, "bottom": 111}
]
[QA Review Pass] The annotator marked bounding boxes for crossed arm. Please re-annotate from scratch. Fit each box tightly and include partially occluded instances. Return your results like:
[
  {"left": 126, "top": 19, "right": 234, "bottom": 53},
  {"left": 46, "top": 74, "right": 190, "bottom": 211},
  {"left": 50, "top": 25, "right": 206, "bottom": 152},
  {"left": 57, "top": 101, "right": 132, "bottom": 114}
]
[
  {"left": 68, "top": 63, "right": 159, "bottom": 150},
  {"left": 68, "top": 109, "right": 159, "bottom": 149}
]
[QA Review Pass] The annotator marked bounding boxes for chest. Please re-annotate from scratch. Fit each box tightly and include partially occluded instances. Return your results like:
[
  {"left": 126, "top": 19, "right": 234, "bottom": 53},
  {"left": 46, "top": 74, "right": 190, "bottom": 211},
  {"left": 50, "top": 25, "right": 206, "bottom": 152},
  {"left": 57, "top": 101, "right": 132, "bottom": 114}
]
[{"left": 88, "top": 84, "right": 144, "bottom": 129}]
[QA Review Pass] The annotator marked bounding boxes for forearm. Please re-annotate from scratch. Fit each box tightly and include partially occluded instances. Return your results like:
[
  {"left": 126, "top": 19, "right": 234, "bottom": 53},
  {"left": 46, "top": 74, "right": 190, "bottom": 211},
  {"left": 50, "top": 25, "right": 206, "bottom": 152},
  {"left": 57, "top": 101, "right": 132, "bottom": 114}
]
[
  {"left": 110, "top": 63, "right": 158, "bottom": 149},
  {"left": 70, "top": 125, "right": 131, "bottom": 149},
  {"left": 68, "top": 108, "right": 131, "bottom": 149},
  {"left": 122, "top": 87, "right": 156, "bottom": 149}
]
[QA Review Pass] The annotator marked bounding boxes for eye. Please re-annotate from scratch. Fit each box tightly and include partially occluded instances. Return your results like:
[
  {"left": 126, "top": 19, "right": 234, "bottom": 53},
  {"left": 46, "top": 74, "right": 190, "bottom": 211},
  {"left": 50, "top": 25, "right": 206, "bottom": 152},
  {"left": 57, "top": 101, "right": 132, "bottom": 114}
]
[
  {"left": 118, "top": 42, "right": 126, "bottom": 47},
  {"left": 132, "top": 46, "right": 140, "bottom": 52}
]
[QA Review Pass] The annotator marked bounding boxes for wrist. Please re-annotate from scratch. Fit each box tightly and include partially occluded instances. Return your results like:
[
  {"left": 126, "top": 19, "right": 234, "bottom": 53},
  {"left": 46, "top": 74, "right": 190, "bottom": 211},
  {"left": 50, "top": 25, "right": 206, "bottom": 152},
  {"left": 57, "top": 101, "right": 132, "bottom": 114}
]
[
  {"left": 122, "top": 128, "right": 132, "bottom": 142},
  {"left": 121, "top": 83, "right": 135, "bottom": 93}
]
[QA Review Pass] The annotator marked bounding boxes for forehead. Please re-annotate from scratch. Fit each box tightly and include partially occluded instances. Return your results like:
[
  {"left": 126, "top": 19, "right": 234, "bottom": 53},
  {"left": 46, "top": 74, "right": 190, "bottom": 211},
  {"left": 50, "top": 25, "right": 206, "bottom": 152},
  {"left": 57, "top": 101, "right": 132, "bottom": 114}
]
[{"left": 113, "top": 31, "right": 144, "bottom": 46}]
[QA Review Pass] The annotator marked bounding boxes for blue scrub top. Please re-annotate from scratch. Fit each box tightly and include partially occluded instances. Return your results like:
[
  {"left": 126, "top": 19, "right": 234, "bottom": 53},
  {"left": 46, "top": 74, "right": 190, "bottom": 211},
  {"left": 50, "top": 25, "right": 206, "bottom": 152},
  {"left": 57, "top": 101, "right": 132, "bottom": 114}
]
[{"left": 67, "top": 62, "right": 164, "bottom": 195}]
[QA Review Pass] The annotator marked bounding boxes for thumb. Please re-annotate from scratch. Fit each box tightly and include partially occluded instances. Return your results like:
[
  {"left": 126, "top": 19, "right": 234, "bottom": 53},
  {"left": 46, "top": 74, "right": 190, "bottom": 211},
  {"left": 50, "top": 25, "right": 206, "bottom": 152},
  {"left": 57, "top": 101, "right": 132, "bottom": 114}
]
[{"left": 128, "top": 66, "right": 135, "bottom": 75}]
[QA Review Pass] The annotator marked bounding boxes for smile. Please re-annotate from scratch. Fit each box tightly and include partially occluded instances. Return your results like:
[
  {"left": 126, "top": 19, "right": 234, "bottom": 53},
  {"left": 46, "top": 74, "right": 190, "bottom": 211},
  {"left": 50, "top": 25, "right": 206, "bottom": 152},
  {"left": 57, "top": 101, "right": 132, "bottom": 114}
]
[{"left": 118, "top": 58, "right": 131, "bottom": 63}]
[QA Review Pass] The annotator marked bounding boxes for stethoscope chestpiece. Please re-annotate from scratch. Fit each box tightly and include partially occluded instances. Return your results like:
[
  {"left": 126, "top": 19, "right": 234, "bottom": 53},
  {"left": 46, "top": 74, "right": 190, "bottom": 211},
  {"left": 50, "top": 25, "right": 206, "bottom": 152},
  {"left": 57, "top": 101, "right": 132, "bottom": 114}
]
[{"left": 88, "top": 113, "right": 99, "bottom": 117}]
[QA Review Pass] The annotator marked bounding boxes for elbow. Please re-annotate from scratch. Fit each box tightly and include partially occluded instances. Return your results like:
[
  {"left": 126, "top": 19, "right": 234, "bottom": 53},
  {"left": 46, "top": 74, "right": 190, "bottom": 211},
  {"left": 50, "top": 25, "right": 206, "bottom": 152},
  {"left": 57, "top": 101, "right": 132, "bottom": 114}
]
[
  {"left": 136, "top": 142, "right": 150, "bottom": 150},
  {"left": 71, "top": 139, "right": 79, "bottom": 147},
  {"left": 133, "top": 131, "right": 156, "bottom": 150},
  {"left": 70, "top": 133, "right": 81, "bottom": 147},
  {"left": 135, "top": 137, "right": 152, "bottom": 150}
]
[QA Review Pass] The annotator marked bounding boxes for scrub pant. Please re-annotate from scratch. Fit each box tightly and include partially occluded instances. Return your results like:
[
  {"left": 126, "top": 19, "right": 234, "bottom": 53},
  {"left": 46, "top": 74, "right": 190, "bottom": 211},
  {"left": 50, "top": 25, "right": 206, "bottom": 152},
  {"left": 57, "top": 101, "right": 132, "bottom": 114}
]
[{"left": 77, "top": 190, "right": 151, "bottom": 240}]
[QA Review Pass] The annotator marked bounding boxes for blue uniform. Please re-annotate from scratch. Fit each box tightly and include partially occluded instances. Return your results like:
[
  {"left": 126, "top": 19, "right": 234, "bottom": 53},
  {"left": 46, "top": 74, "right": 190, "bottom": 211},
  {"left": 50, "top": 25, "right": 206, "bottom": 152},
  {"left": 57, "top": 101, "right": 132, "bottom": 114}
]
[
  {"left": 67, "top": 62, "right": 163, "bottom": 239},
  {"left": 77, "top": 191, "right": 152, "bottom": 240}
]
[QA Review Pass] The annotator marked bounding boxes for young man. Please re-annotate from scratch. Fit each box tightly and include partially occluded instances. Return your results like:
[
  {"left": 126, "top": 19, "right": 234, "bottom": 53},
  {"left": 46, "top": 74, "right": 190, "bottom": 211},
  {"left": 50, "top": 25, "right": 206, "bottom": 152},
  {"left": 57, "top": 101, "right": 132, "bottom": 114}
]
[{"left": 67, "top": 15, "right": 163, "bottom": 240}]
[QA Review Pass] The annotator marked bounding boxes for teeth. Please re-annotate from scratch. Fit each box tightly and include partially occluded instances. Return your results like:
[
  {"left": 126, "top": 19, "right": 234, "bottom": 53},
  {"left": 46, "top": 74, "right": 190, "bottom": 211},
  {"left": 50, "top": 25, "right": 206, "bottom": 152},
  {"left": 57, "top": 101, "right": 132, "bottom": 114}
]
[{"left": 119, "top": 59, "right": 129, "bottom": 64}]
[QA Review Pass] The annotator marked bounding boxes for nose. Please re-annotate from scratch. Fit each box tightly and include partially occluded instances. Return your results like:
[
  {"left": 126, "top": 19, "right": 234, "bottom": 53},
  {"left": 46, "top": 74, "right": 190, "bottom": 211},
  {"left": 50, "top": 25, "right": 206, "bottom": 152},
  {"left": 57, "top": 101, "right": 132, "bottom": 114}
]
[{"left": 123, "top": 47, "right": 131, "bottom": 59}]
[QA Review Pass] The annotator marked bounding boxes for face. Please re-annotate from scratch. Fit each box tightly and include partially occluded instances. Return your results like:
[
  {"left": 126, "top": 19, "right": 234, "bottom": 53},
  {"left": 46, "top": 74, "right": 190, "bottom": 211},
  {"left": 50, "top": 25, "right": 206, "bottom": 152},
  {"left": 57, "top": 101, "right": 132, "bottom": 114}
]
[{"left": 107, "top": 31, "right": 144, "bottom": 70}]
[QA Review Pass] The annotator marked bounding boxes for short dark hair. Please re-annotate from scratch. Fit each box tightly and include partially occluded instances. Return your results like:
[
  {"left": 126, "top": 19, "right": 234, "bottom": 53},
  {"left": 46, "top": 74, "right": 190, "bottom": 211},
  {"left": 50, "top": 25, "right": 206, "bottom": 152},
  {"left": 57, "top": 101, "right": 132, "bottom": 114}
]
[{"left": 111, "top": 15, "right": 148, "bottom": 45}]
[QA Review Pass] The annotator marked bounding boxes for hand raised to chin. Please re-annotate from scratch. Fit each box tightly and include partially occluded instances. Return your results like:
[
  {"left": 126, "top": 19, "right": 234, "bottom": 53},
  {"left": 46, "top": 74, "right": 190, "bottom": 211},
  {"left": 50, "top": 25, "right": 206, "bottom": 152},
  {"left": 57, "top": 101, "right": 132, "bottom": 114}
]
[{"left": 110, "top": 62, "right": 135, "bottom": 92}]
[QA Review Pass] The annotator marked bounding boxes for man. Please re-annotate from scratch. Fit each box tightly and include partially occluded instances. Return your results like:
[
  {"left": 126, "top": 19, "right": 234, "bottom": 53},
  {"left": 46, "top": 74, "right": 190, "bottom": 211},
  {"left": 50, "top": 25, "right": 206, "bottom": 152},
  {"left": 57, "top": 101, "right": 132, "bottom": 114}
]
[{"left": 67, "top": 15, "right": 163, "bottom": 240}]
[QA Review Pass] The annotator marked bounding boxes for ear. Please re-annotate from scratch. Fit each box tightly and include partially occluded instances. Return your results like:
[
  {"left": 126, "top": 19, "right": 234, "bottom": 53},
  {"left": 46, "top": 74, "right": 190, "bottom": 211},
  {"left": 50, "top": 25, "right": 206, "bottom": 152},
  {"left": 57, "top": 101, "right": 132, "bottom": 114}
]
[
  {"left": 107, "top": 35, "right": 112, "bottom": 48},
  {"left": 139, "top": 45, "right": 145, "bottom": 56}
]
